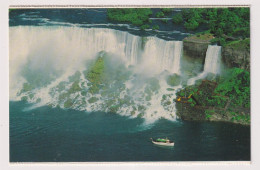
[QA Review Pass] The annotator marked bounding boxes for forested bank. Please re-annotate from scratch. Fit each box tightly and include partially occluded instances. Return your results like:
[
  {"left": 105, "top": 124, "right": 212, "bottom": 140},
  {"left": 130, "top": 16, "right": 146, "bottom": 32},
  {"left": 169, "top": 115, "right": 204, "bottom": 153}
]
[
  {"left": 107, "top": 8, "right": 250, "bottom": 46},
  {"left": 175, "top": 68, "right": 250, "bottom": 125}
]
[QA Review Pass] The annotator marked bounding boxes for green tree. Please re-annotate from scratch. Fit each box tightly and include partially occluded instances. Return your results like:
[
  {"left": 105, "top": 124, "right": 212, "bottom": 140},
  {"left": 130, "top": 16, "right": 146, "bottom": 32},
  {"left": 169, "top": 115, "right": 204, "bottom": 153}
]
[
  {"left": 184, "top": 19, "right": 199, "bottom": 30},
  {"left": 172, "top": 13, "right": 183, "bottom": 24},
  {"left": 161, "top": 8, "right": 172, "bottom": 13},
  {"left": 156, "top": 11, "right": 165, "bottom": 18},
  {"left": 152, "top": 25, "right": 160, "bottom": 30},
  {"left": 140, "top": 24, "right": 150, "bottom": 30},
  {"left": 107, "top": 8, "right": 152, "bottom": 26},
  {"left": 215, "top": 68, "right": 250, "bottom": 108}
]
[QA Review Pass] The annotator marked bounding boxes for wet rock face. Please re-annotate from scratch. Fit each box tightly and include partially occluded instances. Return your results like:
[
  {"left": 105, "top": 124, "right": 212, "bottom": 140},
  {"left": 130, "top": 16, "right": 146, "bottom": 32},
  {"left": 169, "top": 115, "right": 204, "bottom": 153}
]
[
  {"left": 222, "top": 47, "right": 250, "bottom": 71},
  {"left": 176, "top": 103, "right": 206, "bottom": 121},
  {"left": 183, "top": 40, "right": 250, "bottom": 71},
  {"left": 183, "top": 40, "right": 210, "bottom": 59},
  {"left": 176, "top": 102, "right": 250, "bottom": 125}
]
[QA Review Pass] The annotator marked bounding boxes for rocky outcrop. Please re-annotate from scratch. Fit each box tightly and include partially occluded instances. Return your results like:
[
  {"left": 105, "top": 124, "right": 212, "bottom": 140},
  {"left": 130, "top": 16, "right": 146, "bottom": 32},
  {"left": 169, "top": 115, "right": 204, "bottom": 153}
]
[
  {"left": 222, "top": 46, "right": 250, "bottom": 71},
  {"left": 176, "top": 102, "right": 205, "bottom": 121},
  {"left": 175, "top": 80, "right": 250, "bottom": 126},
  {"left": 176, "top": 102, "right": 250, "bottom": 125},
  {"left": 183, "top": 35, "right": 250, "bottom": 71},
  {"left": 183, "top": 38, "right": 210, "bottom": 59},
  {"left": 183, "top": 34, "right": 213, "bottom": 59}
]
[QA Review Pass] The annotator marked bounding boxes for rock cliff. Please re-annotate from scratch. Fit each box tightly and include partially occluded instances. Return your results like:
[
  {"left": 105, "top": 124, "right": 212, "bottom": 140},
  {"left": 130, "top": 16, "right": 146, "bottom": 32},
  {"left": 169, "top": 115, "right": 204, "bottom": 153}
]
[
  {"left": 222, "top": 42, "right": 250, "bottom": 71},
  {"left": 183, "top": 36, "right": 250, "bottom": 71},
  {"left": 183, "top": 37, "right": 210, "bottom": 59}
]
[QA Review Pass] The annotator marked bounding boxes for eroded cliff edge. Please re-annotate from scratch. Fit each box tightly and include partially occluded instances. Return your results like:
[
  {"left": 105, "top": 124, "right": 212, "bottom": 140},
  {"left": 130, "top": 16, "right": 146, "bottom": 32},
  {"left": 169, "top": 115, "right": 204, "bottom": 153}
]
[
  {"left": 180, "top": 35, "right": 250, "bottom": 125},
  {"left": 183, "top": 35, "right": 250, "bottom": 71}
]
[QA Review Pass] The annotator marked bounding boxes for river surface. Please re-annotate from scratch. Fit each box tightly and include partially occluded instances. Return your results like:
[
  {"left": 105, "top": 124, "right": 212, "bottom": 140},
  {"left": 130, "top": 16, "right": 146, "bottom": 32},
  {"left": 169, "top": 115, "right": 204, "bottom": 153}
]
[
  {"left": 10, "top": 101, "right": 250, "bottom": 162},
  {"left": 9, "top": 8, "right": 201, "bottom": 40}
]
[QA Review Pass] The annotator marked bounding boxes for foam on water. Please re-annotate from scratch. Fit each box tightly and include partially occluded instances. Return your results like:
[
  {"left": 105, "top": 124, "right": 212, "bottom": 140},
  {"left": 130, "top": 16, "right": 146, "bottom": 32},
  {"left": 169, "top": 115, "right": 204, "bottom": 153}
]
[{"left": 10, "top": 26, "right": 185, "bottom": 123}]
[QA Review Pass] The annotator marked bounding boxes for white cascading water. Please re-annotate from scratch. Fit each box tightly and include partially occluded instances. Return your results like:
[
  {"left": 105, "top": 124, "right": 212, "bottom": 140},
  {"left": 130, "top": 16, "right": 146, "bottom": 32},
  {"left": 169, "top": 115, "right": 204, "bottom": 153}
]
[
  {"left": 9, "top": 26, "right": 183, "bottom": 122},
  {"left": 187, "top": 45, "right": 222, "bottom": 85},
  {"left": 142, "top": 37, "right": 182, "bottom": 75}
]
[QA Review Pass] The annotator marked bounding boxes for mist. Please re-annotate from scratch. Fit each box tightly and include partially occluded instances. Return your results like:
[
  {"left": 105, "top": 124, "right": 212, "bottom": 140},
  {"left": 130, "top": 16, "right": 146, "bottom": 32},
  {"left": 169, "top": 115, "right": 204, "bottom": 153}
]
[{"left": 9, "top": 26, "right": 222, "bottom": 123}]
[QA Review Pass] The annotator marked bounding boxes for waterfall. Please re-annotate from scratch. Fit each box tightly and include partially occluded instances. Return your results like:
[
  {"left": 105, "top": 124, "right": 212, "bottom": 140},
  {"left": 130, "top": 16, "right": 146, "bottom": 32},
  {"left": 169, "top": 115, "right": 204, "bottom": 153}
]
[
  {"left": 10, "top": 26, "right": 184, "bottom": 95},
  {"left": 204, "top": 45, "right": 222, "bottom": 74},
  {"left": 142, "top": 37, "right": 182, "bottom": 74},
  {"left": 10, "top": 26, "right": 182, "bottom": 73},
  {"left": 9, "top": 26, "right": 184, "bottom": 122},
  {"left": 187, "top": 45, "right": 222, "bottom": 85}
]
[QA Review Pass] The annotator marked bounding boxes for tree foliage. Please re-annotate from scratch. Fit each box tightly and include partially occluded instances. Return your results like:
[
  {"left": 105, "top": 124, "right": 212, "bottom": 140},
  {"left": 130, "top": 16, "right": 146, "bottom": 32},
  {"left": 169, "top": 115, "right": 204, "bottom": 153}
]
[
  {"left": 175, "top": 8, "right": 249, "bottom": 43},
  {"left": 156, "top": 11, "right": 165, "bottom": 18},
  {"left": 140, "top": 24, "right": 150, "bottom": 30},
  {"left": 215, "top": 68, "right": 250, "bottom": 108},
  {"left": 172, "top": 13, "right": 183, "bottom": 24},
  {"left": 152, "top": 25, "right": 160, "bottom": 30},
  {"left": 107, "top": 8, "right": 152, "bottom": 26},
  {"left": 161, "top": 8, "right": 172, "bottom": 13}
]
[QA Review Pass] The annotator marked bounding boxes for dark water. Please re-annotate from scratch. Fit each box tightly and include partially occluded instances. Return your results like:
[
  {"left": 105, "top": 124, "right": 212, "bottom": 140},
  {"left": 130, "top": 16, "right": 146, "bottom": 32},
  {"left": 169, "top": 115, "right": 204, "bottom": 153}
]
[
  {"left": 10, "top": 101, "right": 250, "bottom": 162},
  {"left": 9, "top": 8, "right": 207, "bottom": 40}
]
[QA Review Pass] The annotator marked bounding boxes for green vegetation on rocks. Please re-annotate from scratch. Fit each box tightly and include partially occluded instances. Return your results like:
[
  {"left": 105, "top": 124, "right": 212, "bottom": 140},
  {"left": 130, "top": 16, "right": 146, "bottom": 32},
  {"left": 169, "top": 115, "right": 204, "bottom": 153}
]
[
  {"left": 224, "top": 38, "right": 250, "bottom": 50},
  {"left": 20, "top": 83, "right": 34, "bottom": 94},
  {"left": 29, "top": 93, "right": 34, "bottom": 99},
  {"left": 88, "top": 97, "right": 99, "bottom": 103},
  {"left": 55, "top": 71, "right": 83, "bottom": 104},
  {"left": 184, "top": 31, "right": 214, "bottom": 42},
  {"left": 83, "top": 56, "right": 105, "bottom": 94},
  {"left": 56, "top": 81, "right": 66, "bottom": 92},
  {"left": 21, "top": 96, "right": 28, "bottom": 101},
  {"left": 68, "top": 80, "right": 81, "bottom": 94},
  {"left": 84, "top": 57, "right": 105, "bottom": 84},
  {"left": 59, "top": 92, "right": 70, "bottom": 101},
  {"left": 176, "top": 67, "right": 250, "bottom": 125},
  {"left": 166, "top": 74, "right": 181, "bottom": 86},
  {"left": 215, "top": 68, "right": 250, "bottom": 108},
  {"left": 64, "top": 98, "right": 73, "bottom": 108}
]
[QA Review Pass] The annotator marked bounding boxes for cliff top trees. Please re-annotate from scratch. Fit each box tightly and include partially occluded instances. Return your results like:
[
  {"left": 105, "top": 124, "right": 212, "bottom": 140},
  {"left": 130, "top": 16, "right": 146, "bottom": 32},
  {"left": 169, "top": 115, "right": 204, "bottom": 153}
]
[
  {"left": 107, "top": 8, "right": 152, "bottom": 26},
  {"left": 173, "top": 8, "right": 249, "bottom": 45}
]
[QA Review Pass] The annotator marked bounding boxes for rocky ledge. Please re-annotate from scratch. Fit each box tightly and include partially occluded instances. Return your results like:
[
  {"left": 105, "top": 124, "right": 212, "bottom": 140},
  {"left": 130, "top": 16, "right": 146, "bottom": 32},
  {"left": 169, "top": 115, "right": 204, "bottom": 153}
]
[
  {"left": 183, "top": 34, "right": 250, "bottom": 71},
  {"left": 183, "top": 33, "right": 214, "bottom": 59},
  {"left": 175, "top": 79, "right": 250, "bottom": 126},
  {"left": 176, "top": 102, "right": 250, "bottom": 126},
  {"left": 222, "top": 39, "right": 250, "bottom": 71}
]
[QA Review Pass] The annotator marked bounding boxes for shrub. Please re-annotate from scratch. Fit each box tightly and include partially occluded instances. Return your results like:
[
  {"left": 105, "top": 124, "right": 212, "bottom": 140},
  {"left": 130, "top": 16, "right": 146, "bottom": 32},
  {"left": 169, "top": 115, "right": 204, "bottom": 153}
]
[
  {"left": 107, "top": 8, "right": 152, "bottom": 26},
  {"left": 215, "top": 68, "right": 250, "bottom": 108},
  {"left": 172, "top": 13, "right": 183, "bottom": 24},
  {"left": 156, "top": 11, "right": 165, "bottom": 18},
  {"left": 152, "top": 25, "right": 160, "bottom": 30},
  {"left": 140, "top": 24, "right": 150, "bottom": 30},
  {"left": 161, "top": 8, "right": 172, "bottom": 13},
  {"left": 184, "top": 19, "right": 199, "bottom": 30},
  {"left": 161, "top": 19, "right": 168, "bottom": 23}
]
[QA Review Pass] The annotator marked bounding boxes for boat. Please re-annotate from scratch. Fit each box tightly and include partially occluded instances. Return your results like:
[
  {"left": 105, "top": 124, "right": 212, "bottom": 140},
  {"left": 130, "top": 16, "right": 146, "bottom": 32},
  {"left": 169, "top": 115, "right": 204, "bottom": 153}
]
[{"left": 150, "top": 138, "right": 174, "bottom": 147}]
